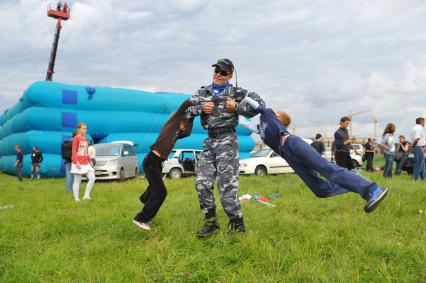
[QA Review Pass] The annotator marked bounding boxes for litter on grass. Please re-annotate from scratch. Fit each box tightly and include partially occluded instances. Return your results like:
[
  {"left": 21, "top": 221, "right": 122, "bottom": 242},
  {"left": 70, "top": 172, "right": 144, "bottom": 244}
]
[
  {"left": 0, "top": 205, "right": 14, "bottom": 210},
  {"left": 239, "top": 194, "right": 252, "bottom": 201},
  {"left": 239, "top": 194, "right": 277, "bottom": 208}
]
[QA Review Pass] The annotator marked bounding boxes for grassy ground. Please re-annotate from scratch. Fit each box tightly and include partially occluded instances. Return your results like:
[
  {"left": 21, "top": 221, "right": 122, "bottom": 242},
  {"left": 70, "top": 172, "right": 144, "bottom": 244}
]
[{"left": 0, "top": 167, "right": 425, "bottom": 282}]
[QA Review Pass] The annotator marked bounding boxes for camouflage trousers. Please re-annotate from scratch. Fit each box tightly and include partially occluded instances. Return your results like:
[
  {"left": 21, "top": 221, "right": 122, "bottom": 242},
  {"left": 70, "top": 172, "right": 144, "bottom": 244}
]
[{"left": 195, "top": 133, "right": 242, "bottom": 220}]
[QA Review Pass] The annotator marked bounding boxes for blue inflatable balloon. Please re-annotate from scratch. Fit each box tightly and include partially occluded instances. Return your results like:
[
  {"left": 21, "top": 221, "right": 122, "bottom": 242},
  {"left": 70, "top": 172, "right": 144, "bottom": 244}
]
[{"left": 0, "top": 81, "right": 255, "bottom": 177}]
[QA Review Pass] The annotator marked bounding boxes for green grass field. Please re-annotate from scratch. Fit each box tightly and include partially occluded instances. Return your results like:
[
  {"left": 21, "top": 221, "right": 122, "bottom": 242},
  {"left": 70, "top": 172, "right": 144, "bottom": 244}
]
[{"left": 0, "top": 169, "right": 425, "bottom": 282}]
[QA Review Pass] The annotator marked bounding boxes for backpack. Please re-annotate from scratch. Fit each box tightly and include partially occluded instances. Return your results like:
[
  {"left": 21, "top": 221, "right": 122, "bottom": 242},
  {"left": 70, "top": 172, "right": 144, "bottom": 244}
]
[{"left": 61, "top": 141, "right": 72, "bottom": 162}]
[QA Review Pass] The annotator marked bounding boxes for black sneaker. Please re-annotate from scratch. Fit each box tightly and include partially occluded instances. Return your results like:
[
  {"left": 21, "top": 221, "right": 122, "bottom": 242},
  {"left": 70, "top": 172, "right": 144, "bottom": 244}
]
[
  {"left": 364, "top": 187, "right": 388, "bottom": 213},
  {"left": 228, "top": 217, "right": 246, "bottom": 233},
  {"left": 196, "top": 218, "right": 220, "bottom": 238}
]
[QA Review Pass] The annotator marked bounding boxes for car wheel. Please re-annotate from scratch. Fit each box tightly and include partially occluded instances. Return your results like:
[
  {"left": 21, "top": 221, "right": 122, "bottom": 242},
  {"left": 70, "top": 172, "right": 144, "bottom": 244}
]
[
  {"left": 351, "top": 160, "right": 359, "bottom": 168},
  {"left": 119, "top": 168, "right": 125, "bottom": 182},
  {"left": 169, "top": 168, "right": 182, "bottom": 179},
  {"left": 254, "top": 165, "right": 267, "bottom": 176}
]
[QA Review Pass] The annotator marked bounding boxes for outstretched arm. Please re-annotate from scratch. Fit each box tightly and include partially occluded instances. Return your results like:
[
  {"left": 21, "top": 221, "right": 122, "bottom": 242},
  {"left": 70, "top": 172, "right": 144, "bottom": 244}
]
[
  {"left": 184, "top": 90, "right": 203, "bottom": 120},
  {"left": 178, "top": 118, "right": 194, "bottom": 139},
  {"left": 240, "top": 96, "right": 263, "bottom": 113},
  {"left": 236, "top": 90, "right": 265, "bottom": 117}
]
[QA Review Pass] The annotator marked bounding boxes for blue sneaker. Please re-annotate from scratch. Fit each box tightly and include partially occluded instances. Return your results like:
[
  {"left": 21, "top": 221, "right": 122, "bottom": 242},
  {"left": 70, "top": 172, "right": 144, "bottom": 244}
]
[{"left": 364, "top": 187, "right": 388, "bottom": 213}]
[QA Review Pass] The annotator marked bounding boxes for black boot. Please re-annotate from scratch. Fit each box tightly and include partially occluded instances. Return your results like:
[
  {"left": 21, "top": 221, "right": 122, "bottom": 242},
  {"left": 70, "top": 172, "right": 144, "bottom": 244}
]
[
  {"left": 196, "top": 217, "right": 220, "bottom": 238},
  {"left": 228, "top": 217, "right": 246, "bottom": 233}
]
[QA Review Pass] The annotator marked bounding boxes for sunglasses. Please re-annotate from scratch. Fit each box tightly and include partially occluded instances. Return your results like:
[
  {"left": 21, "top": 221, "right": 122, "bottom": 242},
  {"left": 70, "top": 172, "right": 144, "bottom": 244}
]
[{"left": 214, "top": 67, "right": 230, "bottom": 76}]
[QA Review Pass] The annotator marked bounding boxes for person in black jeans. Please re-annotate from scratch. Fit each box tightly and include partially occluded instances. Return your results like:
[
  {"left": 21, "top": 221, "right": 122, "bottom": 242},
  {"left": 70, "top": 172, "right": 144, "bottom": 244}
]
[
  {"left": 133, "top": 100, "right": 194, "bottom": 231},
  {"left": 30, "top": 146, "right": 43, "bottom": 180},
  {"left": 395, "top": 135, "right": 410, "bottom": 175},
  {"left": 364, "top": 138, "right": 375, "bottom": 172},
  {"left": 311, "top": 133, "right": 325, "bottom": 156},
  {"left": 15, "top": 145, "right": 24, "bottom": 182},
  {"left": 334, "top": 116, "right": 356, "bottom": 170}
]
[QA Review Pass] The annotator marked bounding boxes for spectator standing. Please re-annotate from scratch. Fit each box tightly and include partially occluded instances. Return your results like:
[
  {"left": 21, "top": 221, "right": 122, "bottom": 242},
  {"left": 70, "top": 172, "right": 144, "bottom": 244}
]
[
  {"left": 364, "top": 138, "right": 375, "bottom": 172},
  {"left": 15, "top": 145, "right": 24, "bottom": 182},
  {"left": 334, "top": 117, "right": 356, "bottom": 170},
  {"left": 70, "top": 123, "right": 95, "bottom": 202},
  {"left": 61, "top": 131, "right": 76, "bottom": 192},
  {"left": 379, "top": 123, "right": 396, "bottom": 179},
  {"left": 395, "top": 135, "right": 410, "bottom": 175},
  {"left": 311, "top": 133, "right": 325, "bottom": 156},
  {"left": 30, "top": 146, "right": 43, "bottom": 180},
  {"left": 410, "top": 117, "right": 425, "bottom": 181}
]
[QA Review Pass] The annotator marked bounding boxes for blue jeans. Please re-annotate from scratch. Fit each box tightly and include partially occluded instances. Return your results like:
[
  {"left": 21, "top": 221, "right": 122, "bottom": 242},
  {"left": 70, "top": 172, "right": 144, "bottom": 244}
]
[
  {"left": 383, "top": 152, "right": 394, "bottom": 178},
  {"left": 281, "top": 136, "right": 377, "bottom": 200},
  {"left": 65, "top": 162, "right": 73, "bottom": 192},
  {"left": 412, "top": 146, "right": 425, "bottom": 181}
]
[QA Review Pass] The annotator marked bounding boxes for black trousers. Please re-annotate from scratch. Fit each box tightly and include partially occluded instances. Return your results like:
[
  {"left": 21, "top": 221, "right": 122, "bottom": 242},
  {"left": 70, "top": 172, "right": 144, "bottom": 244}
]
[
  {"left": 134, "top": 151, "right": 167, "bottom": 223},
  {"left": 16, "top": 165, "right": 23, "bottom": 181},
  {"left": 335, "top": 150, "right": 354, "bottom": 170},
  {"left": 365, "top": 155, "right": 374, "bottom": 171}
]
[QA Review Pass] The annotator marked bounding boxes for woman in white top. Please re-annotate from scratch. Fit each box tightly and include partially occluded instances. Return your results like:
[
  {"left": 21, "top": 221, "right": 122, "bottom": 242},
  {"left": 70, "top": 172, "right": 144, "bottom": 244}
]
[{"left": 380, "top": 123, "right": 396, "bottom": 179}]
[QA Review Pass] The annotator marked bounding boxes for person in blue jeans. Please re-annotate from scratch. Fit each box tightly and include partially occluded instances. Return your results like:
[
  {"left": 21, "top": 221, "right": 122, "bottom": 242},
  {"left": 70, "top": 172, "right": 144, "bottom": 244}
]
[
  {"left": 379, "top": 123, "right": 396, "bottom": 179},
  {"left": 240, "top": 97, "right": 388, "bottom": 213},
  {"left": 410, "top": 117, "right": 425, "bottom": 181}
]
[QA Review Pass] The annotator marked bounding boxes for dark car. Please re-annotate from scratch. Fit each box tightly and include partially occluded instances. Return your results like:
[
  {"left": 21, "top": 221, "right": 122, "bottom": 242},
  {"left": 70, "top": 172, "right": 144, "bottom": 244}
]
[{"left": 401, "top": 153, "right": 415, "bottom": 175}]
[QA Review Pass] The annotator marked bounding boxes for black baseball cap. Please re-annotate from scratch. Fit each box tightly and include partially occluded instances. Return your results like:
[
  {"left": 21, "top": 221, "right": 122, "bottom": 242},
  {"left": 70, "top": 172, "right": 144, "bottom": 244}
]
[{"left": 212, "top": 58, "right": 234, "bottom": 74}]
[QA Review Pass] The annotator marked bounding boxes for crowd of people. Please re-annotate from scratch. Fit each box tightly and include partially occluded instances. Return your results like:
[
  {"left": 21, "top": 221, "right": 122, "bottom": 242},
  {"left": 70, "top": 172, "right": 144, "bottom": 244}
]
[
  {"left": 309, "top": 117, "right": 426, "bottom": 180},
  {"left": 10, "top": 58, "right": 425, "bottom": 237}
]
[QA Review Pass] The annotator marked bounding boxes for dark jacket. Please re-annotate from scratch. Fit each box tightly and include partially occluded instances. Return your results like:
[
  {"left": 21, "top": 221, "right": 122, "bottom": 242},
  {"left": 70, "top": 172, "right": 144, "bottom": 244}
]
[
  {"left": 61, "top": 140, "right": 73, "bottom": 163},
  {"left": 151, "top": 100, "right": 195, "bottom": 159},
  {"left": 31, "top": 151, "right": 43, "bottom": 164}
]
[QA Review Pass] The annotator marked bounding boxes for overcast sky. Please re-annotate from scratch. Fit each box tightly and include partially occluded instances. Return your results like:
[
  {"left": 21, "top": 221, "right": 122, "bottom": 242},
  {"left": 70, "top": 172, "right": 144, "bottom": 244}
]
[{"left": 0, "top": 0, "right": 425, "bottom": 140}]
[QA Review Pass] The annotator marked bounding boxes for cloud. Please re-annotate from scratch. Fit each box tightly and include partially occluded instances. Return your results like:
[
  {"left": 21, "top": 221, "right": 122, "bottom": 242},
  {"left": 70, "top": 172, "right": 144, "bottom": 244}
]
[{"left": 0, "top": 0, "right": 425, "bottom": 140}]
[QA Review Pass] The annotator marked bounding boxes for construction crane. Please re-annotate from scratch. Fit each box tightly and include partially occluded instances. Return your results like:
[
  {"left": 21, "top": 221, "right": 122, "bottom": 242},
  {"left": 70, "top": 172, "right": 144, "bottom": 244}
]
[
  {"left": 370, "top": 114, "right": 378, "bottom": 142},
  {"left": 348, "top": 108, "right": 372, "bottom": 136},
  {"left": 45, "top": 2, "right": 70, "bottom": 81}
]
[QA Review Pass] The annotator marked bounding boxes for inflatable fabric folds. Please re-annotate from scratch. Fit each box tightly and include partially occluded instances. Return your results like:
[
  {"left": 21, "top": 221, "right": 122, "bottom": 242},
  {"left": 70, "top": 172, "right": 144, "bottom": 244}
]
[{"left": 0, "top": 81, "right": 255, "bottom": 177}]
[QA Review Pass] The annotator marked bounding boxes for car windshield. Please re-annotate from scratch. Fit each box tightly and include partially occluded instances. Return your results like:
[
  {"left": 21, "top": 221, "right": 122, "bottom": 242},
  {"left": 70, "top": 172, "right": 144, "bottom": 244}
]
[
  {"left": 94, "top": 144, "right": 121, "bottom": 156},
  {"left": 252, "top": 149, "right": 271, "bottom": 157},
  {"left": 168, "top": 151, "right": 176, "bottom": 159}
]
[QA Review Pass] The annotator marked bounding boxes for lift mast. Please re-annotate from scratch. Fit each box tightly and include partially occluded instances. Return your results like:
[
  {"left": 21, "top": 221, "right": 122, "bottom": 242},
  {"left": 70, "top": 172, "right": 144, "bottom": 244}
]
[{"left": 46, "top": 2, "right": 70, "bottom": 81}]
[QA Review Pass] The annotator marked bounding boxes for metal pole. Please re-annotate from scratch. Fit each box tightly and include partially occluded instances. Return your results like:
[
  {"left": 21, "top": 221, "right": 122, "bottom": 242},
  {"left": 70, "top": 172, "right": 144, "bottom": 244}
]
[{"left": 46, "top": 19, "right": 62, "bottom": 81}]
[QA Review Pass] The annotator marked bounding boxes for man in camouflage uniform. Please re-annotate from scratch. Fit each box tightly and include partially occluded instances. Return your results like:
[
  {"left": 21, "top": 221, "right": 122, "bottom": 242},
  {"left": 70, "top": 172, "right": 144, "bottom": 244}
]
[{"left": 185, "top": 59, "right": 265, "bottom": 238}]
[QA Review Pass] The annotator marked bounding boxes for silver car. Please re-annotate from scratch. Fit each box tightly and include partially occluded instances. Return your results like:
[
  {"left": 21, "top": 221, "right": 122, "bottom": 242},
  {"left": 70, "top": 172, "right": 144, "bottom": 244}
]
[{"left": 93, "top": 142, "right": 139, "bottom": 181}]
